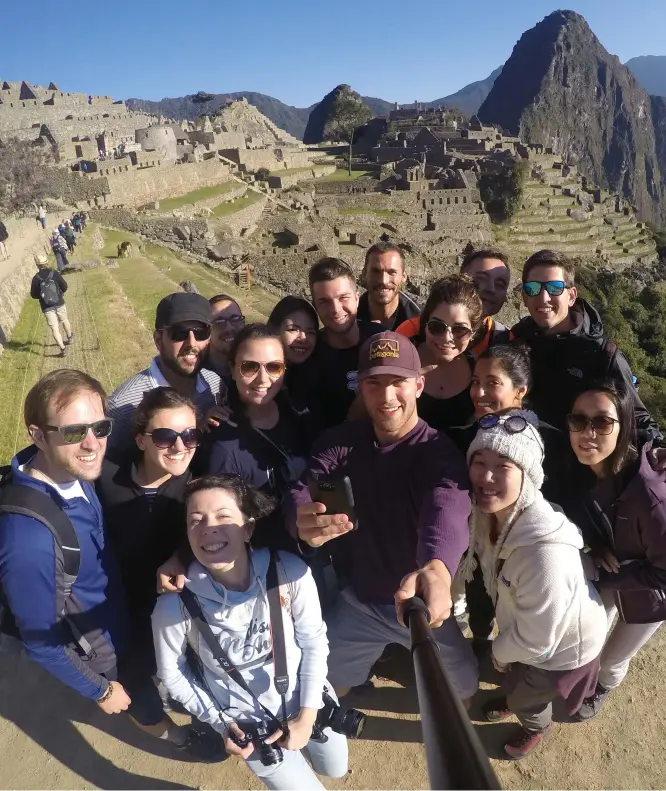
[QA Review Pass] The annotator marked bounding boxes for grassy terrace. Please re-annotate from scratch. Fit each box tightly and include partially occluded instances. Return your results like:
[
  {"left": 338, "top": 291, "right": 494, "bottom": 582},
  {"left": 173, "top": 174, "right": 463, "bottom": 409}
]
[
  {"left": 211, "top": 190, "right": 263, "bottom": 216},
  {"left": 319, "top": 169, "right": 377, "bottom": 182},
  {"left": 158, "top": 181, "right": 239, "bottom": 211}
]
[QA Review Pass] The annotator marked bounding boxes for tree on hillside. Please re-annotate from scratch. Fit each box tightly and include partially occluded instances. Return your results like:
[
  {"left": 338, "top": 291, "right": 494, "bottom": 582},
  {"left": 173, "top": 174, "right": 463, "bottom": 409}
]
[
  {"left": 0, "top": 139, "right": 54, "bottom": 215},
  {"left": 329, "top": 94, "right": 373, "bottom": 175}
]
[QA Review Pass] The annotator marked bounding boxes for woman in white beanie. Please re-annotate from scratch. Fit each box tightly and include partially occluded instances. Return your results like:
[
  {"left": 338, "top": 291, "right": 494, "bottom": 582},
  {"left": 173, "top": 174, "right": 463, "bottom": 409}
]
[{"left": 460, "top": 408, "right": 607, "bottom": 759}]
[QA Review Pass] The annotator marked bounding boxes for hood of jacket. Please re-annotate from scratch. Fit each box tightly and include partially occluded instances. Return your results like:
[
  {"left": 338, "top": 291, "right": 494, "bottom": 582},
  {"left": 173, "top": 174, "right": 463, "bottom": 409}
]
[
  {"left": 499, "top": 493, "right": 584, "bottom": 560},
  {"left": 512, "top": 298, "right": 605, "bottom": 347}
]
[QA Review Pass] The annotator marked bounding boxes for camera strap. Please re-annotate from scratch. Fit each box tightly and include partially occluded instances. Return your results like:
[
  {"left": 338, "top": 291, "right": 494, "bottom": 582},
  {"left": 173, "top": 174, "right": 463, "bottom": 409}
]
[{"left": 179, "top": 550, "right": 290, "bottom": 733}]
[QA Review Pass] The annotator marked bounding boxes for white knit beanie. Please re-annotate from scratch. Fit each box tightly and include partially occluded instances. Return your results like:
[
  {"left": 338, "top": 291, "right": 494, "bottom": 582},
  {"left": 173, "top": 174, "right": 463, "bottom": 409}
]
[{"left": 459, "top": 410, "right": 546, "bottom": 600}]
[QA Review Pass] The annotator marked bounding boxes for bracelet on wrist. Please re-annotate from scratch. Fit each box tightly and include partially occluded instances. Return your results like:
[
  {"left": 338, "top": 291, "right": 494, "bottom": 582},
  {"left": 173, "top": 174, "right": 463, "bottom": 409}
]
[{"left": 97, "top": 681, "right": 113, "bottom": 704}]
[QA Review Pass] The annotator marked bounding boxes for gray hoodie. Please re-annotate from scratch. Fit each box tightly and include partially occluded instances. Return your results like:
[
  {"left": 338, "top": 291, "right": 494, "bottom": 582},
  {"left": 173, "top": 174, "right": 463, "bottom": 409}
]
[{"left": 152, "top": 547, "right": 328, "bottom": 735}]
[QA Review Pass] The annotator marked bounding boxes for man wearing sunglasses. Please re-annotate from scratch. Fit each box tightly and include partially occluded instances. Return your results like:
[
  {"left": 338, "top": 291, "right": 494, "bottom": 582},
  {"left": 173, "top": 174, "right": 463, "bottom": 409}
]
[
  {"left": 0, "top": 370, "right": 131, "bottom": 717},
  {"left": 106, "top": 292, "right": 222, "bottom": 460},
  {"left": 511, "top": 249, "right": 662, "bottom": 491}
]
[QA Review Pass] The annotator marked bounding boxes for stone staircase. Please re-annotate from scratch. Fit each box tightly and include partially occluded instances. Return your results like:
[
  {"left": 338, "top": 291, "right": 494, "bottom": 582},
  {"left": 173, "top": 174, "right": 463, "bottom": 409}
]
[{"left": 494, "top": 159, "right": 659, "bottom": 269}]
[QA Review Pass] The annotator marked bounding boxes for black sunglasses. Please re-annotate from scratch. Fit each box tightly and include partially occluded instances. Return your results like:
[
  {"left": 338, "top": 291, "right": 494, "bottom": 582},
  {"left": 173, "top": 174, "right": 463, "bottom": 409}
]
[
  {"left": 478, "top": 413, "right": 533, "bottom": 434},
  {"left": 522, "top": 280, "right": 567, "bottom": 298},
  {"left": 426, "top": 318, "right": 472, "bottom": 340},
  {"left": 144, "top": 427, "right": 203, "bottom": 449},
  {"left": 167, "top": 325, "right": 211, "bottom": 342},
  {"left": 43, "top": 419, "right": 113, "bottom": 445},
  {"left": 213, "top": 314, "right": 245, "bottom": 328},
  {"left": 566, "top": 413, "right": 619, "bottom": 436}
]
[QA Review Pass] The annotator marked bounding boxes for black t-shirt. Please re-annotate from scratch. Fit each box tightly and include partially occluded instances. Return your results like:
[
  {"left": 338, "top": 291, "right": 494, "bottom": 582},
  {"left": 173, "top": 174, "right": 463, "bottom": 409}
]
[
  {"left": 417, "top": 387, "right": 475, "bottom": 435},
  {"left": 357, "top": 291, "right": 420, "bottom": 331},
  {"left": 296, "top": 321, "right": 379, "bottom": 431}
]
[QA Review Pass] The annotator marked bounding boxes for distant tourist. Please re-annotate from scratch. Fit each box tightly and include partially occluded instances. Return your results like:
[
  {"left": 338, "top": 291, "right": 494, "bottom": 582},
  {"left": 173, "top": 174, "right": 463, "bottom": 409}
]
[
  {"left": 203, "top": 294, "right": 245, "bottom": 379},
  {"left": 106, "top": 292, "right": 222, "bottom": 460},
  {"left": 50, "top": 229, "right": 69, "bottom": 272},
  {"left": 30, "top": 260, "right": 73, "bottom": 358},
  {"left": 61, "top": 221, "right": 77, "bottom": 252},
  {"left": 357, "top": 242, "right": 419, "bottom": 331},
  {"left": 0, "top": 219, "right": 8, "bottom": 261},
  {"left": 37, "top": 204, "right": 47, "bottom": 229},
  {"left": 395, "top": 247, "right": 511, "bottom": 355}
]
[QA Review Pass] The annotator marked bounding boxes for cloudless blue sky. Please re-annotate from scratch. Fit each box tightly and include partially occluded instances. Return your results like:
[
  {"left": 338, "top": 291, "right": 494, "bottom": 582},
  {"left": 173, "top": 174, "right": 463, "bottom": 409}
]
[{"left": 3, "top": 0, "right": 666, "bottom": 107}]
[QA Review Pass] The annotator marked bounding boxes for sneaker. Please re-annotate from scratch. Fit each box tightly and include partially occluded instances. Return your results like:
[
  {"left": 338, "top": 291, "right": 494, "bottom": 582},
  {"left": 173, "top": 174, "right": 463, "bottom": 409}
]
[
  {"left": 58, "top": 347, "right": 66, "bottom": 358},
  {"left": 65, "top": 333, "right": 74, "bottom": 345},
  {"left": 574, "top": 683, "right": 611, "bottom": 721},
  {"left": 176, "top": 726, "right": 228, "bottom": 763},
  {"left": 504, "top": 723, "right": 553, "bottom": 760},
  {"left": 482, "top": 696, "right": 512, "bottom": 723}
]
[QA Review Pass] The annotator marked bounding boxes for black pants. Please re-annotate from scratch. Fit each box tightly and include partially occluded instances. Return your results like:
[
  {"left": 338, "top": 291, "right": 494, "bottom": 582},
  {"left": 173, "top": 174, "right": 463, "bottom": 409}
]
[
  {"left": 466, "top": 561, "right": 495, "bottom": 640},
  {"left": 107, "top": 633, "right": 165, "bottom": 727}
]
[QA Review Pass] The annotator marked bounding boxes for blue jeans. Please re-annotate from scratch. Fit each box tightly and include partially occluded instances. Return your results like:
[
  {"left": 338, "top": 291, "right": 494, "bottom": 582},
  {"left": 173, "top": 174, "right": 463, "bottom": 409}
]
[{"left": 247, "top": 727, "right": 348, "bottom": 790}]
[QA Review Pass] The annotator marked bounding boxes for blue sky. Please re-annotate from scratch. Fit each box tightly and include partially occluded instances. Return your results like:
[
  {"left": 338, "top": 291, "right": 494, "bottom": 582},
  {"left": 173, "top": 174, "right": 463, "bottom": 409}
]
[{"left": 2, "top": 0, "right": 665, "bottom": 106}]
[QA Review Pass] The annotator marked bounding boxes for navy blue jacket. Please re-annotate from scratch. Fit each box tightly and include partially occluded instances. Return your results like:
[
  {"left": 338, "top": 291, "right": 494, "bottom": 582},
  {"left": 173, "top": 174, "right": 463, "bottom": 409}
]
[{"left": 0, "top": 447, "right": 128, "bottom": 699}]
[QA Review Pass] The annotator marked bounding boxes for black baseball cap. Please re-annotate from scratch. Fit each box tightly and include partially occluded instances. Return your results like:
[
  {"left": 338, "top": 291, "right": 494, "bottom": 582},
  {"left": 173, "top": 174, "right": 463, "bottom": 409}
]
[{"left": 155, "top": 293, "right": 212, "bottom": 329}]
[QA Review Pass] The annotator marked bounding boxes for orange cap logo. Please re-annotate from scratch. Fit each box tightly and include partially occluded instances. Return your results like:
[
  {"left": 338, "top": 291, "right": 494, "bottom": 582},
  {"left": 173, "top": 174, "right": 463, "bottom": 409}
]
[{"left": 369, "top": 338, "right": 400, "bottom": 359}]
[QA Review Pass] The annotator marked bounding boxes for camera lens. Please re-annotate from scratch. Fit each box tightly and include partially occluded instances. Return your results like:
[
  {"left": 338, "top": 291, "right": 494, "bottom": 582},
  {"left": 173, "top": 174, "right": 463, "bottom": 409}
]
[
  {"left": 257, "top": 741, "right": 283, "bottom": 766},
  {"left": 333, "top": 707, "right": 367, "bottom": 739}
]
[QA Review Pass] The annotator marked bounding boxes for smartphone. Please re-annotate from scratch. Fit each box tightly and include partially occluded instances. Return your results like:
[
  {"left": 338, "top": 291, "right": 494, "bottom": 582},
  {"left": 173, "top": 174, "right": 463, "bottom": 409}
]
[{"left": 307, "top": 472, "right": 358, "bottom": 531}]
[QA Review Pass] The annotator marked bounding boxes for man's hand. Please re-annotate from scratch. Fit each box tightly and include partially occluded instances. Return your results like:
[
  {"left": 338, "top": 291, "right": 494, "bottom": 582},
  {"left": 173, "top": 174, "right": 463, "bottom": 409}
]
[
  {"left": 296, "top": 502, "right": 354, "bottom": 548},
  {"left": 205, "top": 403, "right": 237, "bottom": 431},
  {"left": 395, "top": 559, "right": 452, "bottom": 628},
  {"left": 649, "top": 447, "right": 666, "bottom": 471},
  {"left": 593, "top": 546, "right": 621, "bottom": 574},
  {"left": 223, "top": 723, "right": 255, "bottom": 759},
  {"left": 280, "top": 708, "right": 317, "bottom": 751},
  {"left": 97, "top": 681, "right": 131, "bottom": 714},
  {"left": 157, "top": 553, "right": 187, "bottom": 593}
]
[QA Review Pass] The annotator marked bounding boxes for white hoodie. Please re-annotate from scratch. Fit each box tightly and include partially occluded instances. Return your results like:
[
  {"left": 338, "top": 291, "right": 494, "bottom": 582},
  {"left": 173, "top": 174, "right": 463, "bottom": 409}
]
[
  {"left": 152, "top": 547, "right": 328, "bottom": 735},
  {"left": 474, "top": 494, "right": 607, "bottom": 671}
]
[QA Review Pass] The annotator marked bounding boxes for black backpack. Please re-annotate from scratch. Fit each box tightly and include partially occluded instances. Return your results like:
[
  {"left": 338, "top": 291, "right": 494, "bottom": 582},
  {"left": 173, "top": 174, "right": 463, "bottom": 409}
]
[
  {"left": 40, "top": 271, "right": 61, "bottom": 308},
  {"left": 0, "top": 468, "right": 94, "bottom": 656},
  {"left": 0, "top": 222, "right": 8, "bottom": 242}
]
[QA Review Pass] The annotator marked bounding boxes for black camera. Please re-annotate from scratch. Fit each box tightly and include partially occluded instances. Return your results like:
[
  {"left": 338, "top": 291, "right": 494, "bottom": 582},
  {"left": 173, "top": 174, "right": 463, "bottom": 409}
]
[
  {"left": 230, "top": 722, "right": 283, "bottom": 767},
  {"left": 312, "top": 689, "right": 366, "bottom": 740}
]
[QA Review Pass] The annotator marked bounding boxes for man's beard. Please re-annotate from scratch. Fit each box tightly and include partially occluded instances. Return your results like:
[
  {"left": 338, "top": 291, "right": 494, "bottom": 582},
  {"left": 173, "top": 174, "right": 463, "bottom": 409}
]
[{"left": 161, "top": 350, "right": 201, "bottom": 378}]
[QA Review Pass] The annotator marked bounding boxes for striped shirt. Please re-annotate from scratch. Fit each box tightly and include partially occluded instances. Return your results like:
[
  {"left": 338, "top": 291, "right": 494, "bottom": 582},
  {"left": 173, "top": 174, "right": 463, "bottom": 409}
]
[{"left": 106, "top": 357, "right": 222, "bottom": 460}]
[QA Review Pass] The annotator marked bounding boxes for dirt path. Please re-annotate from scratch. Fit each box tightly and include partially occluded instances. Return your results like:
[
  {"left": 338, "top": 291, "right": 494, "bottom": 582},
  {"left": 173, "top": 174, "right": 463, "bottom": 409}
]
[{"left": 0, "top": 627, "right": 664, "bottom": 790}]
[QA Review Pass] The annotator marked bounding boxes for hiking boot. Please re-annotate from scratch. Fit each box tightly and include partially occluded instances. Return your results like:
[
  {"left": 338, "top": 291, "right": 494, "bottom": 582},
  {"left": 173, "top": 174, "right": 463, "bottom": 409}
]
[
  {"left": 482, "top": 696, "right": 512, "bottom": 722},
  {"left": 504, "top": 723, "right": 553, "bottom": 760},
  {"left": 65, "top": 333, "right": 74, "bottom": 345},
  {"left": 176, "top": 726, "right": 228, "bottom": 763},
  {"left": 58, "top": 347, "right": 66, "bottom": 358},
  {"left": 574, "top": 683, "right": 611, "bottom": 721}
]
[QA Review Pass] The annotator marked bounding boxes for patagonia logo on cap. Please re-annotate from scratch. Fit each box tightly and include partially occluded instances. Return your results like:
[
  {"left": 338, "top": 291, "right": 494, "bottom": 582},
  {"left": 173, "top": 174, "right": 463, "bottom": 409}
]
[{"left": 369, "top": 338, "right": 400, "bottom": 360}]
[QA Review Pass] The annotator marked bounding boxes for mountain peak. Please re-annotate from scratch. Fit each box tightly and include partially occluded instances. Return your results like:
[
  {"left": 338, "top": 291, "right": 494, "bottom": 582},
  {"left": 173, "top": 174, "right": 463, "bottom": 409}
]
[
  {"left": 478, "top": 10, "right": 666, "bottom": 223},
  {"left": 303, "top": 85, "right": 373, "bottom": 144}
]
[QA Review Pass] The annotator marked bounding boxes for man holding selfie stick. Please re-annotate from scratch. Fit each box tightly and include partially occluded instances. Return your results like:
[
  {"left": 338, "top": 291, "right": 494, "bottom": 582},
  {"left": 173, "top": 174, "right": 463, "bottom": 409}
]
[{"left": 285, "top": 331, "right": 478, "bottom": 705}]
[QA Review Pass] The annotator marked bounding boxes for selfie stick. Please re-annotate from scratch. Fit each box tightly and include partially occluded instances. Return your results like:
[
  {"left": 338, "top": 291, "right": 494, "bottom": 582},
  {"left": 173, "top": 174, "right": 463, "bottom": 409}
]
[{"left": 403, "top": 597, "right": 500, "bottom": 791}]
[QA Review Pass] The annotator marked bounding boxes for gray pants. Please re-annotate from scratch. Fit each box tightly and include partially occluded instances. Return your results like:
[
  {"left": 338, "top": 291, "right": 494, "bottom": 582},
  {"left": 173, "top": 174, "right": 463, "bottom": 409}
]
[
  {"left": 598, "top": 588, "right": 664, "bottom": 690},
  {"left": 506, "top": 665, "right": 558, "bottom": 731},
  {"left": 325, "top": 587, "right": 479, "bottom": 700},
  {"left": 247, "top": 728, "right": 348, "bottom": 790}
]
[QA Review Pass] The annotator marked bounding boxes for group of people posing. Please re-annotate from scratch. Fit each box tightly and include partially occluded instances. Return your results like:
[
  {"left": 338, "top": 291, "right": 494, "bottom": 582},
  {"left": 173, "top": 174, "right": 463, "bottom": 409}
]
[{"left": 0, "top": 242, "right": 664, "bottom": 788}]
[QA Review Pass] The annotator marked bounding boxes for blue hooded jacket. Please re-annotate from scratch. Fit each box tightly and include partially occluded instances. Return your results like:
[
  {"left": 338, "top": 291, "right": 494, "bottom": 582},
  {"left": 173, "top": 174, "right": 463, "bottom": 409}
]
[{"left": 0, "top": 447, "right": 128, "bottom": 699}]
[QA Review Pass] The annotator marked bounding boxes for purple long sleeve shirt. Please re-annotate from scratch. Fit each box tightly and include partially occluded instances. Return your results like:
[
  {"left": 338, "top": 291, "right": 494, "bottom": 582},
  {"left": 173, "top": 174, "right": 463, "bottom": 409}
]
[{"left": 284, "top": 418, "right": 471, "bottom": 605}]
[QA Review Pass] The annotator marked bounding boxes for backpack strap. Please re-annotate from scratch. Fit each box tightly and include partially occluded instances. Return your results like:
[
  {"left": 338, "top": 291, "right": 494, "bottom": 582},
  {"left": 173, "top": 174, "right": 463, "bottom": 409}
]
[
  {"left": 0, "top": 479, "right": 95, "bottom": 659},
  {"left": 266, "top": 550, "right": 289, "bottom": 729},
  {"left": 603, "top": 340, "right": 618, "bottom": 375}
]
